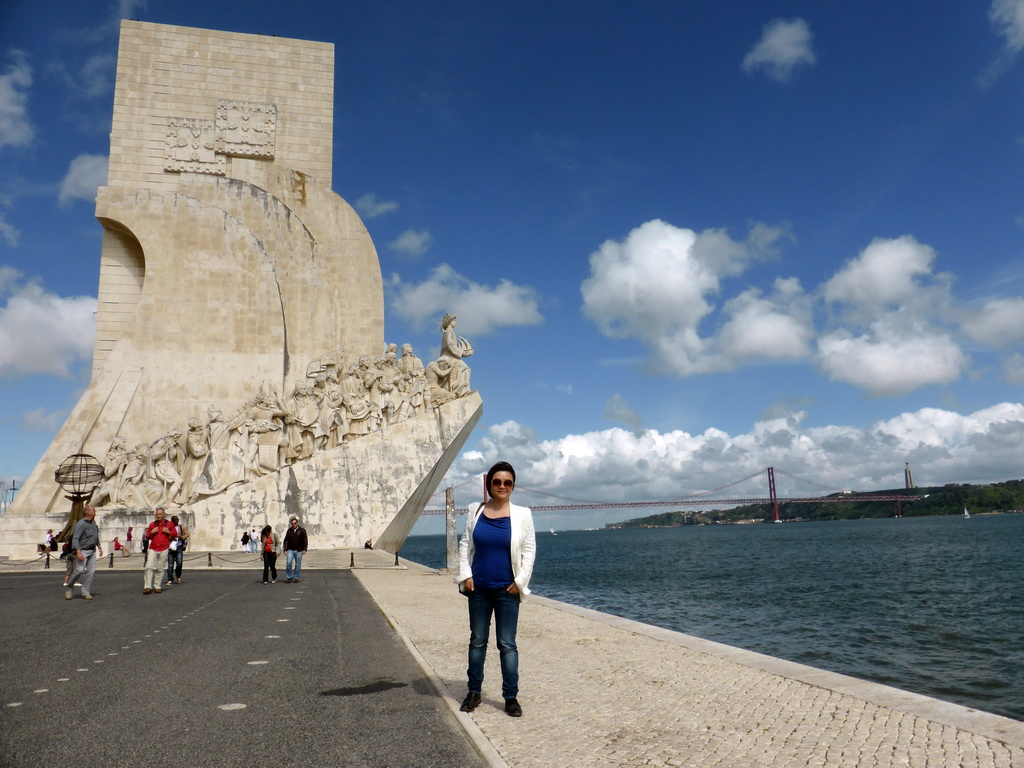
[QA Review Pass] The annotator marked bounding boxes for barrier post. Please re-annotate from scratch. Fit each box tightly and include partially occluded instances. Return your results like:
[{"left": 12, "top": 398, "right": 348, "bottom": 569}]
[
  {"left": 394, "top": 551, "right": 400, "bottom": 567},
  {"left": 208, "top": 552, "right": 213, "bottom": 567},
  {"left": 44, "top": 551, "right": 51, "bottom": 570},
  {"left": 109, "top": 552, "right": 114, "bottom": 568},
  {"left": 349, "top": 552, "right": 354, "bottom": 568}
]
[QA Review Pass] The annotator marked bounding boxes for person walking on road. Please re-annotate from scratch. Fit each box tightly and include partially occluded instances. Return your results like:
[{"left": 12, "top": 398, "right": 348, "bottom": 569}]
[
  {"left": 282, "top": 516, "right": 308, "bottom": 583},
  {"left": 165, "top": 514, "right": 189, "bottom": 584},
  {"left": 456, "top": 461, "right": 536, "bottom": 718},
  {"left": 143, "top": 507, "right": 175, "bottom": 594},
  {"left": 65, "top": 505, "right": 103, "bottom": 600},
  {"left": 260, "top": 524, "right": 280, "bottom": 584}
]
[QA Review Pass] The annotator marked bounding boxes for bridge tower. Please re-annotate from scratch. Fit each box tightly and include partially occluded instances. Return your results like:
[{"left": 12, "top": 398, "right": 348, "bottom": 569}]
[{"left": 767, "top": 466, "right": 780, "bottom": 522}]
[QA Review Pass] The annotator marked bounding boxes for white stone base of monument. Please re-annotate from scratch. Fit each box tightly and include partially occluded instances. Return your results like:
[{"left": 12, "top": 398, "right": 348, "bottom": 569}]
[{"left": 0, "top": 394, "right": 481, "bottom": 560}]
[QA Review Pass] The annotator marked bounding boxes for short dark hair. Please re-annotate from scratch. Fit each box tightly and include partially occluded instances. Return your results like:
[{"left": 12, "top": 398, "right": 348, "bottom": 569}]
[{"left": 485, "top": 461, "right": 516, "bottom": 498}]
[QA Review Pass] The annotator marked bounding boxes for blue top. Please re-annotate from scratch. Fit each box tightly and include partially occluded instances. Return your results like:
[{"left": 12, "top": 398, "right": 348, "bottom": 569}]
[{"left": 471, "top": 513, "right": 515, "bottom": 589}]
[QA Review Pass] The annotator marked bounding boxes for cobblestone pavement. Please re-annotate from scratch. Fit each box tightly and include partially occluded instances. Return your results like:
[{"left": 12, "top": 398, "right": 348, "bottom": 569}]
[{"left": 354, "top": 560, "right": 1024, "bottom": 768}]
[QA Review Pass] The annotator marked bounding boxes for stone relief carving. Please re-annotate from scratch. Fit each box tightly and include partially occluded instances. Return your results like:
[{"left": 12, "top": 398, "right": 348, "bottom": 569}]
[
  {"left": 165, "top": 117, "right": 225, "bottom": 174},
  {"left": 216, "top": 100, "right": 277, "bottom": 158},
  {"left": 166, "top": 99, "right": 277, "bottom": 175},
  {"left": 90, "top": 319, "right": 475, "bottom": 509}
]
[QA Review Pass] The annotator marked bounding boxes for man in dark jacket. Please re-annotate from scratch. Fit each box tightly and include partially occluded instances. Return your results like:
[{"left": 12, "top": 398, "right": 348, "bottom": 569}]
[
  {"left": 66, "top": 505, "right": 103, "bottom": 600},
  {"left": 282, "top": 516, "right": 308, "bottom": 583}
]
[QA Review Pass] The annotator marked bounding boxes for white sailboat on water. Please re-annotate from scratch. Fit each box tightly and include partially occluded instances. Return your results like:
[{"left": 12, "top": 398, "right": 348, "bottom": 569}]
[{"left": 963, "top": 506, "right": 970, "bottom": 519}]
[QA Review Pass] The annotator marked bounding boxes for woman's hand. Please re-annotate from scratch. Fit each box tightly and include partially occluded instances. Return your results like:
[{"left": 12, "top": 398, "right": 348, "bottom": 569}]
[
  {"left": 462, "top": 577, "right": 474, "bottom": 593},
  {"left": 506, "top": 582, "right": 519, "bottom": 595}
]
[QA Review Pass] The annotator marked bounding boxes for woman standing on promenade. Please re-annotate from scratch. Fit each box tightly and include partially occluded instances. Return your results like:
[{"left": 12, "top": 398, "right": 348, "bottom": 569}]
[
  {"left": 260, "top": 524, "right": 279, "bottom": 584},
  {"left": 456, "top": 461, "right": 536, "bottom": 717}
]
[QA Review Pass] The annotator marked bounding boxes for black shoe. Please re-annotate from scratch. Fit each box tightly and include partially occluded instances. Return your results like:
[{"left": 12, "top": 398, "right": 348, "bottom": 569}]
[
  {"left": 504, "top": 698, "right": 522, "bottom": 717},
  {"left": 459, "top": 692, "right": 481, "bottom": 712}
]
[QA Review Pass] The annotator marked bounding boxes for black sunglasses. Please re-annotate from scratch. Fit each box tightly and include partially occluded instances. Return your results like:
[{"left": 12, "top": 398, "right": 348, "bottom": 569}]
[{"left": 491, "top": 479, "right": 514, "bottom": 488}]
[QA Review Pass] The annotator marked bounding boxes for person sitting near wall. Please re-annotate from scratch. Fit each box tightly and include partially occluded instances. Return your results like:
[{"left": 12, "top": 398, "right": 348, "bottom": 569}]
[{"left": 113, "top": 536, "right": 130, "bottom": 557}]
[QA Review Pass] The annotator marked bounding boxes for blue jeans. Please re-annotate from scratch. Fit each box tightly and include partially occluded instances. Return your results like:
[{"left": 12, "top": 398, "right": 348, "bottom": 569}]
[
  {"left": 285, "top": 550, "right": 303, "bottom": 581},
  {"left": 166, "top": 548, "right": 183, "bottom": 582},
  {"left": 466, "top": 587, "right": 520, "bottom": 699}
]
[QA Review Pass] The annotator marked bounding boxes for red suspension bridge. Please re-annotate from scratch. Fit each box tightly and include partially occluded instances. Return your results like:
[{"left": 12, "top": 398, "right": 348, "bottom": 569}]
[{"left": 422, "top": 466, "right": 918, "bottom": 522}]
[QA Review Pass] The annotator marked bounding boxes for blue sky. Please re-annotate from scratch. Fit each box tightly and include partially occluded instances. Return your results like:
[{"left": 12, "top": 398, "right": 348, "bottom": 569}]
[{"left": 3, "top": 1, "right": 1024, "bottom": 533}]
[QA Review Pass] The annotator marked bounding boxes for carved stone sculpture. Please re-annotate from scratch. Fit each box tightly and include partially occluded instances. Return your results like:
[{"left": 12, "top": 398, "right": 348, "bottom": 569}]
[{"left": 439, "top": 313, "right": 473, "bottom": 396}]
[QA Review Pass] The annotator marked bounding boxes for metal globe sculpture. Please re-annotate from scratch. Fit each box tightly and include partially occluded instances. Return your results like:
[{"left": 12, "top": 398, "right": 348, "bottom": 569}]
[{"left": 54, "top": 453, "right": 104, "bottom": 500}]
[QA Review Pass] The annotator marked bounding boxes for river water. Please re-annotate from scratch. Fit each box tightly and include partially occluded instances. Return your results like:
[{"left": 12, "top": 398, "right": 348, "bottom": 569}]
[{"left": 398, "top": 512, "right": 1024, "bottom": 722}]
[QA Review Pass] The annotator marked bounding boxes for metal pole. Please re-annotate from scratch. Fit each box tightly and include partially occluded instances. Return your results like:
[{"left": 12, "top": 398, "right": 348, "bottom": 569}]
[
  {"left": 109, "top": 551, "right": 114, "bottom": 568},
  {"left": 445, "top": 486, "right": 457, "bottom": 573}
]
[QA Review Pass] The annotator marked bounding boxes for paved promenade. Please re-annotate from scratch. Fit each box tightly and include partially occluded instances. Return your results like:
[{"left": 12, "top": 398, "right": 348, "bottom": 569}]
[
  {"left": 3, "top": 548, "right": 1023, "bottom": 767},
  {"left": 354, "top": 557, "right": 1024, "bottom": 768}
]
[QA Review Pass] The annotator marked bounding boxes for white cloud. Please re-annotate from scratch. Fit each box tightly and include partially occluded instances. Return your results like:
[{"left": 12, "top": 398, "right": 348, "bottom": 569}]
[
  {"left": 990, "top": 0, "right": 1024, "bottom": 51},
  {"left": 22, "top": 407, "right": 65, "bottom": 433},
  {"left": 604, "top": 394, "right": 643, "bottom": 434},
  {"left": 580, "top": 219, "right": 795, "bottom": 376},
  {"left": 981, "top": 0, "right": 1024, "bottom": 85},
  {"left": 816, "top": 323, "right": 966, "bottom": 397},
  {"left": 743, "top": 18, "right": 816, "bottom": 82},
  {"left": 0, "top": 273, "right": 96, "bottom": 378},
  {"left": 0, "top": 211, "right": 18, "bottom": 247},
  {"left": 822, "top": 236, "right": 947, "bottom": 315},
  {"left": 388, "top": 229, "right": 434, "bottom": 258},
  {"left": 0, "top": 50, "right": 33, "bottom": 148},
  {"left": 717, "top": 278, "right": 814, "bottom": 363},
  {"left": 817, "top": 236, "right": 965, "bottom": 395},
  {"left": 961, "top": 297, "right": 1024, "bottom": 347},
  {"left": 449, "top": 402, "right": 1024, "bottom": 525},
  {"left": 58, "top": 154, "right": 108, "bottom": 207},
  {"left": 388, "top": 263, "right": 544, "bottom": 335},
  {"left": 354, "top": 193, "right": 399, "bottom": 219}
]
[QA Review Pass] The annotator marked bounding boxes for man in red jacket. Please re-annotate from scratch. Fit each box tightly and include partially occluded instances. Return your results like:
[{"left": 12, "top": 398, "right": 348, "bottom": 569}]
[{"left": 143, "top": 507, "right": 175, "bottom": 594}]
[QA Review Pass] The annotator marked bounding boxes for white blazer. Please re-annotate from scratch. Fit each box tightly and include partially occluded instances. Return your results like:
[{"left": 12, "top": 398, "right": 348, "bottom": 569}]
[{"left": 456, "top": 501, "right": 537, "bottom": 600}]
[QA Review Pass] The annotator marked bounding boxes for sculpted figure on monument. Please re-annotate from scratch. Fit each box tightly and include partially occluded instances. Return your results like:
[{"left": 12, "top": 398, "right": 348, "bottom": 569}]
[
  {"left": 189, "top": 409, "right": 244, "bottom": 505},
  {"left": 341, "top": 361, "right": 378, "bottom": 441},
  {"left": 372, "top": 355, "right": 400, "bottom": 427},
  {"left": 426, "top": 357, "right": 458, "bottom": 405},
  {"left": 286, "top": 381, "right": 321, "bottom": 462},
  {"left": 244, "top": 391, "right": 289, "bottom": 472},
  {"left": 397, "top": 343, "right": 425, "bottom": 377},
  {"left": 119, "top": 444, "right": 149, "bottom": 507},
  {"left": 318, "top": 371, "right": 346, "bottom": 449},
  {"left": 439, "top": 313, "right": 473, "bottom": 396},
  {"left": 406, "top": 370, "right": 430, "bottom": 416},
  {"left": 178, "top": 417, "right": 209, "bottom": 503},
  {"left": 90, "top": 436, "right": 128, "bottom": 506},
  {"left": 148, "top": 428, "right": 184, "bottom": 508}
]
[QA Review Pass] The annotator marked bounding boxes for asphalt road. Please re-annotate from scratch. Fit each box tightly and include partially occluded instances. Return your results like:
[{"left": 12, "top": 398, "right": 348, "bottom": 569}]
[{"left": 0, "top": 568, "right": 486, "bottom": 768}]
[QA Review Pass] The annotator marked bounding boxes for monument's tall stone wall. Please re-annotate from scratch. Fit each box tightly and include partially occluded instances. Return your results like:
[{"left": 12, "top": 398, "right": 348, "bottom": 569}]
[{"left": 1, "top": 20, "right": 469, "bottom": 548}]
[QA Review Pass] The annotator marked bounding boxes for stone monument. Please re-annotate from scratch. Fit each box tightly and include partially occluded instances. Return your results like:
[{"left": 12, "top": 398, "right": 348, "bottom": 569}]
[{"left": 0, "top": 21, "right": 482, "bottom": 556}]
